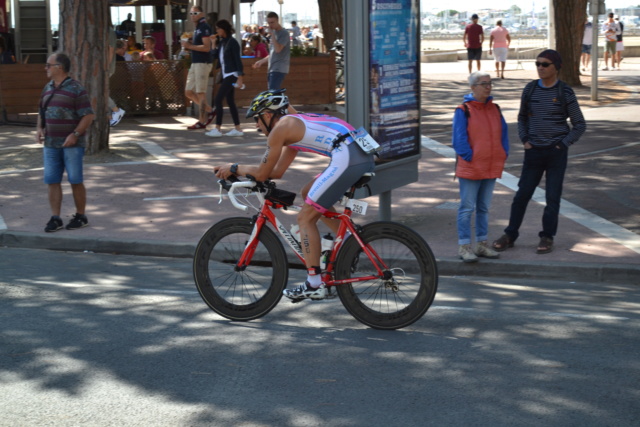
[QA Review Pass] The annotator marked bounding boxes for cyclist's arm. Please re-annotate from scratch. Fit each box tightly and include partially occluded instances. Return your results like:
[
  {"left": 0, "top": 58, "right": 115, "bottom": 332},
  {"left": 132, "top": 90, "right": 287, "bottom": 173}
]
[
  {"left": 215, "top": 116, "right": 304, "bottom": 181},
  {"left": 270, "top": 146, "right": 298, "bottom": 179}
]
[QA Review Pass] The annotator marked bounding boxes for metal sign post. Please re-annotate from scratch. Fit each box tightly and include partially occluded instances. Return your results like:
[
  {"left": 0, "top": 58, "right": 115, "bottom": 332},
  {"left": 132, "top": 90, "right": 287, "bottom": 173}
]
[
  {"left": 591, "top": 0, "right": 600, "bottom": 100},
  {"left": 344, "top": 0, "right": 421, "bottom": 221}
]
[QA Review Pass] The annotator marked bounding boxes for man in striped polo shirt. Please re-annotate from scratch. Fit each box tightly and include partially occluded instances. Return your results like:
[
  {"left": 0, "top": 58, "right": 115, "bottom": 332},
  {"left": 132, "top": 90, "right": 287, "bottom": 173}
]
[
  {"left": 493, "top": 49, "right": 586, "bottom": 255},
  {"left": 37, "top": 52, "right": 95, "bottom": 232}
]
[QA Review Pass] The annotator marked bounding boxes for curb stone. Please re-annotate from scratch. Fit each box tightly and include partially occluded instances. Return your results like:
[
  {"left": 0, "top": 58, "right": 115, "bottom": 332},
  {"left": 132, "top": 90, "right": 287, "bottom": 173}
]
[{"left": 2, "top": 230, "right": 638, "bottom": 285}]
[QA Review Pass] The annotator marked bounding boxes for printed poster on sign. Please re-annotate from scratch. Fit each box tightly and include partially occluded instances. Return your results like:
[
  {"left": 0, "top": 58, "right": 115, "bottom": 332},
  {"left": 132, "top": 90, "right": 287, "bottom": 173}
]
[{"left": 369, "top": 0, "right": 420, "bottom": 162}]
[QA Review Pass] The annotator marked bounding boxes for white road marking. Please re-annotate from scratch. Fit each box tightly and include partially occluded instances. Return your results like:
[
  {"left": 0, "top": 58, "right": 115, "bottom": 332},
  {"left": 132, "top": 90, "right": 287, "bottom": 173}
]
[{"left": 421, "top": 136, "right": 640, "bottom": 255}]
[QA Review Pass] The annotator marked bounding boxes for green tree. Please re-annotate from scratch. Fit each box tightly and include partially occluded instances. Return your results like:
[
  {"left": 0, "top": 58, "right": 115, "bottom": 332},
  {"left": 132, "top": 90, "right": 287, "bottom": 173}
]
[
  {"left": 58, "top": 0, "right": 111, "bottom": 154},
  {"left": 553, "top": 0, "right": 589, "bottom": 86},
  {"left": 437, "top": 10, "right": 459, "bottom": 18}
]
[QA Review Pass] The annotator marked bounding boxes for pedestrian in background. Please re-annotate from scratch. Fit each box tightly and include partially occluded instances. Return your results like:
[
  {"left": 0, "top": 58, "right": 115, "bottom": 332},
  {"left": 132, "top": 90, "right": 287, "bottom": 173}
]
[
  {"left": 36, "top": 53, "right": 95, "bottom": 232},
  {"left": 615, "top": 15, "right": 624, "bottom": 70},
  {"left": 601, "top": 12, "right": 620, "bottom": 71},
  {"left": 108, "top": 27, "right": 125, "bottom": 126},
  {"left": 463, "top": 13, "right": 484, "bottom": 74},
  {"left": 581, "top": 17, "right": 592, "bottom": 72},
  {"left": 252, "top": 12, "right": 290, "bottom": 90},
  {"left": 182, "top": 6, "right": 216, "bottom": 130},
  {"left": 452, "top": 71, "right": 509, "bottom": 263},
  {"left": 206, "top": 19, "right": 245, "bottom": 138},
  {"left": 489, "top": 20, "right": 510, "bottom": 79},
  {"left": 493, "top": 50, "right": 586, "bottom": 255}
]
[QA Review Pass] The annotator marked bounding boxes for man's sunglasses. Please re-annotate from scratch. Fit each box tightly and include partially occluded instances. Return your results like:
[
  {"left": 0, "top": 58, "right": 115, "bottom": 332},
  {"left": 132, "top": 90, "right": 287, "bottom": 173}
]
[{"left": 535, "top": 61, "right": 553, "bottom": 68}]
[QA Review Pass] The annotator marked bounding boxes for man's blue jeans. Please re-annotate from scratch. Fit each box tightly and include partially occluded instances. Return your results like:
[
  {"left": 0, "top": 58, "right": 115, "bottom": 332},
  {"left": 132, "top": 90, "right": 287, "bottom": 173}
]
[
  {"left": 457, "top": 178, "right": 496, "bottom": 245},
  {"left": 505, "top": 146, "right": 568, "bottom": 241},
  {"left": 267, "top": 72, "right": 287, "bottom": 91}
]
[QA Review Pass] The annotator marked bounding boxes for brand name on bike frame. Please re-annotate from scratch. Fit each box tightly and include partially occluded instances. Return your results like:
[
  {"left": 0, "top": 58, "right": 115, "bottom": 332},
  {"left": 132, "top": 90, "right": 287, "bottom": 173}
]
[{"left": 277, "top": 222, "right": 304, "bottom": 257}]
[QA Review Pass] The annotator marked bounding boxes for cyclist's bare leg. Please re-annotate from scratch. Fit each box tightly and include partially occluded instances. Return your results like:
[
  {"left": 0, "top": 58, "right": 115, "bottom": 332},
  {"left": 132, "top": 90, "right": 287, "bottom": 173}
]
[
  {"left": 300, "top": 180, "right": 340, "bottom": 234},
  {"left": 298, "top": 203, "right": 323, "bottom": 271}
]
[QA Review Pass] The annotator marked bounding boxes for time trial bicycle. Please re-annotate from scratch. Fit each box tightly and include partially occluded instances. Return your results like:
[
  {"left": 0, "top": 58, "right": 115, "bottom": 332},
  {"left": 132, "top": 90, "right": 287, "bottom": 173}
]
[{"left": 193, "top": 173, "right": 438, "bottom": 330}]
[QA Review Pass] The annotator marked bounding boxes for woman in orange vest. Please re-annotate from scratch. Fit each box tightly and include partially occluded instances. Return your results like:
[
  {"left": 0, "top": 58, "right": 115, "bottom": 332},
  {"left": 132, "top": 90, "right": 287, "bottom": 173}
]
[{"left": 452, "top": 71, "right": 509, "bottom": 263}]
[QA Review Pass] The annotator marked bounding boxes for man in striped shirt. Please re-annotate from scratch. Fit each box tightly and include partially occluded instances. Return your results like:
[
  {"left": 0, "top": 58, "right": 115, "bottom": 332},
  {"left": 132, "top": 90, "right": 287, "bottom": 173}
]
[
  {"left": 37, "top": 52, "right": 95, "bottom": 233},
  {"left": 493, "top": 49, "right": 586, "bottom": 255}
]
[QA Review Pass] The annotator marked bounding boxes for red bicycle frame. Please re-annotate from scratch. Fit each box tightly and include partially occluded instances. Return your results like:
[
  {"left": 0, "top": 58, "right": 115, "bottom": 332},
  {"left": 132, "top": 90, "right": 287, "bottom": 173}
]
[{"left": 233, "top": 196, "right": 389, "bottom": 287}]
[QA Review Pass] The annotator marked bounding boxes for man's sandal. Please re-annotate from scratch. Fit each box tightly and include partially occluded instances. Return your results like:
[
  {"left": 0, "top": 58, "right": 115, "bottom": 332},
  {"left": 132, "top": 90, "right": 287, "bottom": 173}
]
[
  {"left": 536, "top": 236, "right": 554, "bottom": 254},
  {"left": 492, "top": 234, "right": 514, "bottom": 252}
]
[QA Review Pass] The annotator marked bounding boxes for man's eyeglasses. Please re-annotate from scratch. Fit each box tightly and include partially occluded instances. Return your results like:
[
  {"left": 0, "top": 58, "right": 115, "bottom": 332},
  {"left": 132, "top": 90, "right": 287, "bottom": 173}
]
[
  {"left": 189, "top": 11, "right": 201, "bottom": 15},
  {"left": 535, "top": 61, "right": 553, "bottom": 68},
  {"left": 45, "top": 63, "right": 60, "bottom": 68},
  {"left": 474, "top": 81, "right": 492, "bottom": 87}
]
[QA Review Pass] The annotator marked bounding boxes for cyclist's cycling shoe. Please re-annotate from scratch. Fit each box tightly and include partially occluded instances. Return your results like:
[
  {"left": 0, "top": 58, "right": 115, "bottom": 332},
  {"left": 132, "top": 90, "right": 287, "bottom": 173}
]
[{"left": 283, "top": 281, "right": 327, "bottom": 301}]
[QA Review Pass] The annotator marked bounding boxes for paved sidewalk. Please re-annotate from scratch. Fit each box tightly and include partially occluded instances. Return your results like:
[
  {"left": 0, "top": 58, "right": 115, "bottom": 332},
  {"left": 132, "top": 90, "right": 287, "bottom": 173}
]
[{"left": 1, "top": 58, "right": 639, "bottom": 284}]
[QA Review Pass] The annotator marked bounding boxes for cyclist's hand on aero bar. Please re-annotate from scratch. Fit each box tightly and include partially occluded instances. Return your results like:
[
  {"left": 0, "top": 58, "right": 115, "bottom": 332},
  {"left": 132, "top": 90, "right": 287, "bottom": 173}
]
[{"left": 214, "top": 164, "right": 238, "bottom": 180}]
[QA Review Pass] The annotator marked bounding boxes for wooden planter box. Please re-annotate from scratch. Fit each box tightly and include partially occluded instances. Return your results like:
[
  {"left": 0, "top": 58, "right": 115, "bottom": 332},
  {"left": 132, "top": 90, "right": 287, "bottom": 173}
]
[
  {"left": 0, "top": 64, "right": 49, "bottom": 123},
  {"left": 0, "top": 53, "right": 336, "bottom": 123}
]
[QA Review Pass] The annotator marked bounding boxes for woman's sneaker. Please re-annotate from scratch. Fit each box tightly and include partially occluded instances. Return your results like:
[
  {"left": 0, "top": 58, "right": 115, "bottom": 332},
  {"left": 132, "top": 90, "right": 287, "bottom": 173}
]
[
  {"left": 45, "top": 216, "right": 63, "bottom": 233},
  {"left": 226, "top": 129, "right": 244, "bottom": 137},
  {"left": 458, "top": 244, "right": 478, "bottom": 263},
  {"left": 283, "top": 281, "right": 327, "bottom": 301},
  {"left": 205, "top": 128, "right": 223, "bottom": 137},
  {"left": 65, "top": 213, "right": 88, "bottom": 230}
]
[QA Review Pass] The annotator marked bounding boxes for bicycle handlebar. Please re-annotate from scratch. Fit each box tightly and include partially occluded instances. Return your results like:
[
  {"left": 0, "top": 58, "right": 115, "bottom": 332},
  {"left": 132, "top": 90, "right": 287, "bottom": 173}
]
[{"left": 219, "top": 179, "right": 258, "bottom": 212}]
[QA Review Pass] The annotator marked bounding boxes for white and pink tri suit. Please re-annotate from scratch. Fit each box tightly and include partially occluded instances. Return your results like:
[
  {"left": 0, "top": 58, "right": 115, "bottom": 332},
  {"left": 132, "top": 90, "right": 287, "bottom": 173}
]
[{"left": 286, "top": 113, "right": 375, "bottom": 213}]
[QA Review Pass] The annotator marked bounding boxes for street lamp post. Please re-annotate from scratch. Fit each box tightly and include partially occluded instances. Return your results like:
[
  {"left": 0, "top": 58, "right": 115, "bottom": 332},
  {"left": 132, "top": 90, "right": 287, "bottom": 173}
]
[{"left": 278, "top": 0, "right": 283, "bottom": 19}]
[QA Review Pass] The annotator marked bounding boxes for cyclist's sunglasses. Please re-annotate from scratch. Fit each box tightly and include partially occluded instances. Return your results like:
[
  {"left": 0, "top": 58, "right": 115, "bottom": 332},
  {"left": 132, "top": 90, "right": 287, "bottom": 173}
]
[
  {"left": 253, "top": 112, "right": 268, "bottom": 123},
  {"left": 535, "top": 61, "right": 553, "bottom": 68}
]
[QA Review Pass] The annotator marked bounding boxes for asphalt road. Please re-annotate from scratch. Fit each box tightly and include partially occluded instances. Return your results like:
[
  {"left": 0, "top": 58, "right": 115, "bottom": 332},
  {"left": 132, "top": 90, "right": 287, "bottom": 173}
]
[{"left": 1, "top": 248, "right": 638, "bottom": 426}]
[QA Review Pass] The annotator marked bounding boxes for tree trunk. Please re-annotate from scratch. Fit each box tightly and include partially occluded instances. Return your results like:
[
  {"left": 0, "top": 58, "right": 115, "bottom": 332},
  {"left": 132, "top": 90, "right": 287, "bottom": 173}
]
[
  {"left": 58, "top": 0, "right": 110, "bottom": 154},
  {"left": 554, "top": 0, "right": 588, "bottom": 86},
  {"left": 317, "top": 0, "right": 343, "bottom": 51}
]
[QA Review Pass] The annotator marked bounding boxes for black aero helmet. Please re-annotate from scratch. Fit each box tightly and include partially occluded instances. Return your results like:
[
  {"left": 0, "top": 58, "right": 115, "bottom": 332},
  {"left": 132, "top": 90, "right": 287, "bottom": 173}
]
[{"left": 245, "top": 88, "right": 289, "bottom": 119}]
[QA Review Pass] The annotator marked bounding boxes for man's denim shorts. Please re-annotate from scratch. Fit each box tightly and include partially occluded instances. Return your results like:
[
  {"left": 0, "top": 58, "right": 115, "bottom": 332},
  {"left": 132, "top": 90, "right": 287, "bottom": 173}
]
[{"left": 43, "top": 146, "right": 85, "bottom": 185}]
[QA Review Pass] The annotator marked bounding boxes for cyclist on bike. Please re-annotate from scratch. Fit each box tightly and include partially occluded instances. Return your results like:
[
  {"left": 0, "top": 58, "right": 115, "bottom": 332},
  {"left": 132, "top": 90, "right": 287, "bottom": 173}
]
[{"left": 214, "top": 89, "right": 375, "bottom": 301}]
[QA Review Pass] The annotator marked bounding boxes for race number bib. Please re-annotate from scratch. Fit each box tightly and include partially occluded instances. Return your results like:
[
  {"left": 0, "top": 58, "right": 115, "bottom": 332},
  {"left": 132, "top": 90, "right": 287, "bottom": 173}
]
[
  {"left": 350, "top": 127, "right": 381, "bottom": 154},
  {"left": 347, "top": 199, "right": 368, "bottom": 215}
]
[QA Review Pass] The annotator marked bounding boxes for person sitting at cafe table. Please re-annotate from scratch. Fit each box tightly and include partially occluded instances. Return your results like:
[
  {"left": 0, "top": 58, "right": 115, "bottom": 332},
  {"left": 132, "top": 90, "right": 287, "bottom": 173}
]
[
  {"left": 142, "top": 36, "right": 164, "bottom": 60},
  {"left": 244, "top": 34, "right": 268, "bottom": 58}
]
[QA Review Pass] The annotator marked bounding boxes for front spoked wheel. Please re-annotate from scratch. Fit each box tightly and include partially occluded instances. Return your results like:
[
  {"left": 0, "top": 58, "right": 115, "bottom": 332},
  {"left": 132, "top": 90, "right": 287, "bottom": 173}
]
[
  {"left": 334, "top": 222, "right": 438, "bottom": 330},
  {"left": 193, "top": 217, "right": 288, "bottom": 321}
]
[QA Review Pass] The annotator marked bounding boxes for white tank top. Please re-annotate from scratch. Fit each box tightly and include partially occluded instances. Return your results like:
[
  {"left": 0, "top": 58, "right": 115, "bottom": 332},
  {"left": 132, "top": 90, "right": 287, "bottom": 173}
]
[{"left": 287, "top": 113, "right": 355, "bottom": 157}]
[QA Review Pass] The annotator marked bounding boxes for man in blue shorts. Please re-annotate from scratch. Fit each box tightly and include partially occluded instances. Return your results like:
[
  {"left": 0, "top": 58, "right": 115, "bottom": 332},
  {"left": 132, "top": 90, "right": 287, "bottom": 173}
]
[
  {"left": 36, "top": 52, "right": 95, "bottom": 232},
  {"left": 214, "top": 90, "right": 375, "bottom": 301}
]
